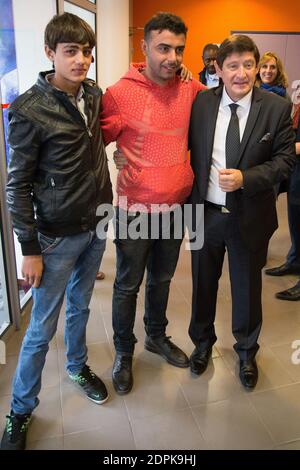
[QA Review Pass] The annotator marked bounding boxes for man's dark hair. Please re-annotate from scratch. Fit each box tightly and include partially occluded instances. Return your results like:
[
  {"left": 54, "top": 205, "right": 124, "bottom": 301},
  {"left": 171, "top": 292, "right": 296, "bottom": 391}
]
[
  {"left": 44, "top": 13, "right": 96, "bottom": 51},
  {"left": 202, "top": 43, "right": 219, "bottom": 57},
  {"left": 216, "top": 35, "right": 260, "bottom": 68},
  {"left": 144, "top": 12, "right": 188, "bottom": 40}
]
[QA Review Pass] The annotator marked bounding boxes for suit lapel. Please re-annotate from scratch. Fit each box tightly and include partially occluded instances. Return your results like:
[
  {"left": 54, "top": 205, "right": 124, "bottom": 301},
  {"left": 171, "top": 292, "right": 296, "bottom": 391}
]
[
  {"left": 206, "top": 87, "right": 222, "bottom": 164},
  {"left": 236, "top": 88, "right": 262, "bottom": 166}
]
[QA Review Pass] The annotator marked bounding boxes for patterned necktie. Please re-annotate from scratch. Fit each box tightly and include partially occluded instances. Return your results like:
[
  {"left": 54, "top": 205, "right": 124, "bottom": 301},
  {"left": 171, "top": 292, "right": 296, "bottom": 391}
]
[
  {"left": 225, "top": 103, "right": 240, "bottom": 210},
  {"left": 226, "top": 103, "right": 240, "bottom": 169}
]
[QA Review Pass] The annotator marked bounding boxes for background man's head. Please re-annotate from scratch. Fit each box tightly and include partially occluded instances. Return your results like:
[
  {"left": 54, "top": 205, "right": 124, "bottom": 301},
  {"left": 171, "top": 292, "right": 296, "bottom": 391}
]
[
  {"left": 202, "top": 43, "right": 219, "bottom": 75},
  {"left": 142, "top": 12, "right": 187, "bottom": 86},
  {"left": 215, "top": 35, "right": 260, "bottom": 102}
]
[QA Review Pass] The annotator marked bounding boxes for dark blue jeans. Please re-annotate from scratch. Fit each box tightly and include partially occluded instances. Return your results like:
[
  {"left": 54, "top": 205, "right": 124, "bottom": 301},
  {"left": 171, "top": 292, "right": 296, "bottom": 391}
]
[
  {"left": 286, "top": 200, "right": 300, "bottom": 268},
  {"left": 286, "top": 160, "right": 300, "bottom": 268},
  {"left": 112, "top": 209, "right": 184, "bottom": 354}
]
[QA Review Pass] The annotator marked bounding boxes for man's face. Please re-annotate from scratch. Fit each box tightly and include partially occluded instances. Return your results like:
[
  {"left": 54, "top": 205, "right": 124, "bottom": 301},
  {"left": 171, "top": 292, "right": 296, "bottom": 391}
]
[
  {"left": 203, "top": 48, "right": 217, "bottom": 75},
  {"left": 216, "top": 51, "right": 258, "bottom": 102},
  {"left": 45, "top": 42, "right": 93, "bottom": 92},
  {"left": 142, "top": 29, "right": 186, "bottom": 86}
]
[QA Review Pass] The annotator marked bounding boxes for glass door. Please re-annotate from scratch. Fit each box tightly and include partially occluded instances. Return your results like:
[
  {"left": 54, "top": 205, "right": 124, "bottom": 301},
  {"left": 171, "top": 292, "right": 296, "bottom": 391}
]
[{"left": 0, "top": 207, "right": 11, "bottom": 335}]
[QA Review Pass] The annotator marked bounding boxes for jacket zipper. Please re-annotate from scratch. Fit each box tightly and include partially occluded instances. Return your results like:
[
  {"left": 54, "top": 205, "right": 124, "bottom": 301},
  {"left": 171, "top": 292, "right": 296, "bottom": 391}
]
[
  {"left": 50, "top": 177, "right": 56, "bottom": 213},
  {"left": 86, "top": 125, "right": 98, "bottom": 227}
]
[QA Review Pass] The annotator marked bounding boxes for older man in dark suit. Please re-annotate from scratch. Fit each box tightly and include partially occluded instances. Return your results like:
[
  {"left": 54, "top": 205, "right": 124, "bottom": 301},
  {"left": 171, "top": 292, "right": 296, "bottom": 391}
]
[{"left": 188, "top": 35, "right": 296, "bottom": 389}]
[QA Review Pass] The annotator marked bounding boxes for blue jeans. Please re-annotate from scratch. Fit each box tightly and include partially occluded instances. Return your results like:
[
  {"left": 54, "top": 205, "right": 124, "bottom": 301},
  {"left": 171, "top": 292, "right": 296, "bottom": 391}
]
[
  {"left": 11, "top": 231, "right": 106, "bottom": 415},
  {"left": 112, "top": 209, "right": 183, "bottom": 354}
]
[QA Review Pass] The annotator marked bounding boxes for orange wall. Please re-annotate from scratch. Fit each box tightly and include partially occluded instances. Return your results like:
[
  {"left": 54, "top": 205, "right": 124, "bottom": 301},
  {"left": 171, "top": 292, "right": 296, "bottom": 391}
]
[{"left": 132, "top": 0, "right": 300, "bottom": 77}]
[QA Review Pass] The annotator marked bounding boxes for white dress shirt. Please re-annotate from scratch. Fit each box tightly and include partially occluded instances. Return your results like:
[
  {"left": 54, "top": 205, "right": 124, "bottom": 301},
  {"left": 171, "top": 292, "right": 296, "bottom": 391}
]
[
  {"left": 205, "top": 71, "right": 220, "bottom": 89},
  {"left": 206, "top": 87, "right": 253, "bottom": 205}
]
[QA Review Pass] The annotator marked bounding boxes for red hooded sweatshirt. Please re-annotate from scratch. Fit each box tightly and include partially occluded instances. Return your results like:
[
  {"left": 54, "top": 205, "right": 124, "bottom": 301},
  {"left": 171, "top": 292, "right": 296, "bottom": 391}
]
[{"left": 101, "top": 63, "right": 205, "bottom": 212}]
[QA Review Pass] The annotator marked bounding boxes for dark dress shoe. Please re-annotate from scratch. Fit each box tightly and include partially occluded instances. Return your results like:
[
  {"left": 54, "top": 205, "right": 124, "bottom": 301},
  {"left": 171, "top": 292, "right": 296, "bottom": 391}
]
[
  {"left": 145, "top": 335, "right": 189, "bottom": 368},
  {"left": 265, "top": 263, "right": 300, "bottom": 276},
  {"left": 275, "top": 282, "right": 300, "bottom": 301},
  {"left": 190, "top": 347, "right": 212, "bottom": 375},
  {"left": 239, "top": 359, "right": 258, "bottom": 389},
  {"left": 112, "top": 354, "right": 133, "bottom": 395}
]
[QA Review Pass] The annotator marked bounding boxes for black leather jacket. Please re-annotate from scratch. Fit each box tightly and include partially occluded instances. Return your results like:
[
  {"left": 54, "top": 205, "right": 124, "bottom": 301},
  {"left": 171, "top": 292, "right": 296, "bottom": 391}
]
[{"left": 6, "top": 71, "right": 113, "bottom": 255}]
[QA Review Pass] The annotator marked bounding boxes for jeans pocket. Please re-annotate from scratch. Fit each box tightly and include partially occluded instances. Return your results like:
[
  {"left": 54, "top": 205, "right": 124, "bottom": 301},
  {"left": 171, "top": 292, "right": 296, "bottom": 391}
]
[{"left": 38, "top": 233, "right": 62, "bottom": 254}]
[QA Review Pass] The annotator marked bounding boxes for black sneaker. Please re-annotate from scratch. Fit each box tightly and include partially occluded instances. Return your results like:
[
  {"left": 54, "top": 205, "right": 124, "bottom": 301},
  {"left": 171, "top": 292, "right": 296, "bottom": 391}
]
[
  {"left": 69, "top": 364, "right": 108, "bottom": 404},
  {"left": 0, "top": 411, "right": 31, "bottom": 450}
]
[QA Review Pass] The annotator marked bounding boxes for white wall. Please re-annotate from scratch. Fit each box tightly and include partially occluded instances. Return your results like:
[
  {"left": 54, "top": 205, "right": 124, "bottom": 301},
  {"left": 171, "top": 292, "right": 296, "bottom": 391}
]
[
  {"left": 97, "top": 0, "right": 130, "bottom": 90},
  {"left": 97, "top": 0, "right": 130, "bottom": 199},
  {"left": 13, "top": 0, "right": 57, "bottom": 93}
]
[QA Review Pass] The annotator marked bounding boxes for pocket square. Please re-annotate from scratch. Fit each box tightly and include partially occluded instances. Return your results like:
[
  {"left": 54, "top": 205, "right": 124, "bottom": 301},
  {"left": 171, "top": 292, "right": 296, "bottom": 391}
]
[{"left": 258, "top": 132, "right": 271, "bottom": 143}]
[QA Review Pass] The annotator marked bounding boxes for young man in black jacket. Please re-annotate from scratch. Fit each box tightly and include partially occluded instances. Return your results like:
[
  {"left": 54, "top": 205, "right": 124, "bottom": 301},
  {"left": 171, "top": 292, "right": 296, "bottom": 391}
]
[{"left": 1, "top": 13, "right": 112, "bottom": 450}]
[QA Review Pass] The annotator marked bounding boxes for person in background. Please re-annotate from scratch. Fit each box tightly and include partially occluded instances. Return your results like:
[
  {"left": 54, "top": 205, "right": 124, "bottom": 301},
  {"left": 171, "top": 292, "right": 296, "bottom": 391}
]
[
  {"left": 1, "top": 13, "right": 112, "bottom": 451},
  {"left": 199, "top": 43, "right": 222, "bottom": 88},
  {"left": 291, "top": 80, "right": 300, "bottom": 129},
  {"left": 188, "top": 35, "right": 296, "bottom": 390},
  {"left": 256, "top": 51, "right": 289, "bottom": 98},
  {"left": 265, "top": 118, "right": 300, "bottom": 300}
]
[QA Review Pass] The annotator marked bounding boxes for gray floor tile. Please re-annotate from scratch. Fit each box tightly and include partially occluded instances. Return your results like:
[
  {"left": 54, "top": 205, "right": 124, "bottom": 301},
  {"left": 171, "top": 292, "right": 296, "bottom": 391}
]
[
  {"left": 131, "top": 408, "right": 207, "bottom": 450},
  {"left": 249, "top": 383, "right": 300, "bottom": 444},
  {"left": 192, "top": 395, "right": 274, "bottom": 449},
  {"left": 63, "top": 416, "right": 135, "bottom": 450},
  {"left": 123, "top": 368, "right": 189, "bottom": 420}
]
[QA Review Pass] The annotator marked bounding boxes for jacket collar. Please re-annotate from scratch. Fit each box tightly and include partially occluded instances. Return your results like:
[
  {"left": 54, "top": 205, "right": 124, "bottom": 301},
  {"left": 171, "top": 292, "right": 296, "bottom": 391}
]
[
  {"left": 238, "top": 87, "right": 262, "bottom": 164},
  {"left": 206, "top": 86, "right": 222, "bottom": 161},
  {"left": 36, "top": 71, "right": 100, "bottom": 97}
]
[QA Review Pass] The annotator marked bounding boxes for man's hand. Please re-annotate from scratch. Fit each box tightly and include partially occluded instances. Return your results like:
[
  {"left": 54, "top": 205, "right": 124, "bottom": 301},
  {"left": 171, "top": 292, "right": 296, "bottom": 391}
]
[
  {"left": 22, "top": 255, "right": 44, "bottom": 288},
  {"left": 179, "top": 64, "right": 193, "bottom": 82},
  {"left": 219, "top": 169, "right": 243, "bottom": 192},
  {"left": 113, "top": 148, "right": 128, "bottom": 170}
]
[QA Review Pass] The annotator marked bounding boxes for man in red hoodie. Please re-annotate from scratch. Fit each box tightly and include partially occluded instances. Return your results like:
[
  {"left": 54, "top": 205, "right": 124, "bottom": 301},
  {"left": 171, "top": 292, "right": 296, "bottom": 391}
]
[{"left": 101, "top": 12, "right": 205, "bottom": 395}]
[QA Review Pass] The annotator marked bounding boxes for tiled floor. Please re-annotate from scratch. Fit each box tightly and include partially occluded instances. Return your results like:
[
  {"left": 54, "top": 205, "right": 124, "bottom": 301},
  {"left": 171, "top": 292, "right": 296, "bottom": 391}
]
[{"left": 1, "top": 195, "right": 300, "bottom": 450}]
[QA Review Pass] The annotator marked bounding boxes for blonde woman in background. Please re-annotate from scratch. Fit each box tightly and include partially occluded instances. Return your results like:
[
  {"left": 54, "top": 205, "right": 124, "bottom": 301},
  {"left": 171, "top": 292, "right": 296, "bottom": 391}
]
[{"left": 256, "top": 51, "right": 289, "bottom": 98}]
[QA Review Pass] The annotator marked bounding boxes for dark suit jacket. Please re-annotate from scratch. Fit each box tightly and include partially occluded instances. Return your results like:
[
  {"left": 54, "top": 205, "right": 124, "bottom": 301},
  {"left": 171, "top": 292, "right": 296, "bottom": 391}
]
[
  {"left": 288, "top": 120, "right": 300, "bottom": 205},
  {"left": 189, "top": 86, "right": 296, "bottom": 252}
]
